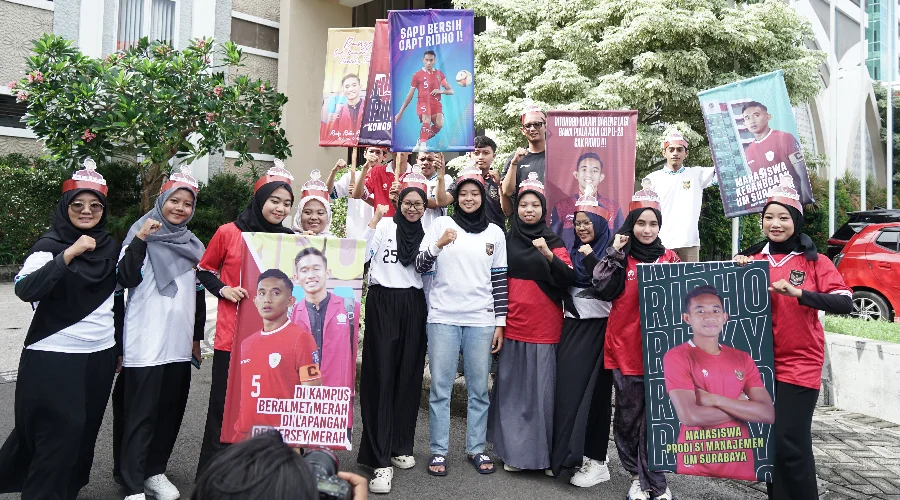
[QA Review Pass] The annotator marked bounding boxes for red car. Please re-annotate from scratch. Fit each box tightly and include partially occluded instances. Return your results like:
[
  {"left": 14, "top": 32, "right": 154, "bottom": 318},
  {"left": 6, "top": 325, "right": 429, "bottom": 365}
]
[{"left": 834, "top": 222, "right": 900, "bottom": 321}]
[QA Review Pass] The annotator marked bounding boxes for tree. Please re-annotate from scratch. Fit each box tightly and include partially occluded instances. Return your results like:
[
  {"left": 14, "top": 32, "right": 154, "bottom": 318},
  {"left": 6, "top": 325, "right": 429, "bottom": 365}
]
[
  {"left": 454, "top": 0, "right": 825, "bottom": 179},
  {"left": 873, "top": 83, "right": 900, "bottom": 184},
  {"left": 10, "top": 34, "right": 291, "bottom": 211}
]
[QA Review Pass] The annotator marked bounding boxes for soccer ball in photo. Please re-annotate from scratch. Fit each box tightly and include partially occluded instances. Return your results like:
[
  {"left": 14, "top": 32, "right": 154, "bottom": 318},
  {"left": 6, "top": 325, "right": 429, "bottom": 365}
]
[{"left": 456, "top": 70, "right": 473, "bottom": 87}]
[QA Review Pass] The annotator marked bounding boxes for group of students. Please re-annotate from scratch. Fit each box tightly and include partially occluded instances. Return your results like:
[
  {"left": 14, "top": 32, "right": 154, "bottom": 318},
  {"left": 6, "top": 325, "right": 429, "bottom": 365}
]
[{"left": 0, "top": 108, "right": 852, "bottom": 500}]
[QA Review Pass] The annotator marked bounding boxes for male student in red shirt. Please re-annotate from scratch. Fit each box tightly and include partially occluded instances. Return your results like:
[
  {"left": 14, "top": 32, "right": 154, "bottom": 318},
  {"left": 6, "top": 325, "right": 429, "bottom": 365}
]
[
  {"left": 394, "top": 50, "right": 454, "bottom": 151},
  {"left": 235, "top": 269, "right": 321, "bottom": 440},
  {"left": 664, "top": 285, "right": 775, "bottom": 481},
  {"left": 741, "top": 101, "right": 813, "bottom": 203}
]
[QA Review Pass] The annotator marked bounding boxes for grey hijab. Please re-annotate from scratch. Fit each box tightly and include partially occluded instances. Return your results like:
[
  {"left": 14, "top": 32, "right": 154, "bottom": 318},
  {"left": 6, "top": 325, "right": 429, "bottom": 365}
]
[{"left": 123, "top": 187, "right": 205, "bottom": 297}]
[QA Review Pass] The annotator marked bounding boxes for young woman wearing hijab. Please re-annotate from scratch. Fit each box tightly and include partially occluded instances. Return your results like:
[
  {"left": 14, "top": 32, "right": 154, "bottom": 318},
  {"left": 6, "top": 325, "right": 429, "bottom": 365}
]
[
  {"left": 111, "top": 167, "right": 206, "bottom": 500},
  {"left": 291, "top": 169, "right": 333, "bottom": 235},
  {"left": 356, "top": 169, "right": 430, "bottom": 494},
  {"left": 415, "top": 167, "right": 507, "bottom": 477},
  {"left": 195, "top": 162, "right": 295, "bottom": 478},
  {"left": 549, "top": 187, "right": 615, "bottom": 487},
  {"left": 734, "top": 177, "right": 852, "bottom": 500},
  {"left": 592, "top": 182, "right": 679, "bottom": 500},
  {"left": 0, "top": 160, "right": 121, "bottom": 499},
  {"left": 487, "top": 173, "right": 575, "bottom": 473}
]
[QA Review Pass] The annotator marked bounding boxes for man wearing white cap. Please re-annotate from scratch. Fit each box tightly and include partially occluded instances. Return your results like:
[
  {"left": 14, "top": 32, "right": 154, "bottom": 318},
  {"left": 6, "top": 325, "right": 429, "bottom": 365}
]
[{"left": 642, "top": 132, "right": 717, "bottom": 262}]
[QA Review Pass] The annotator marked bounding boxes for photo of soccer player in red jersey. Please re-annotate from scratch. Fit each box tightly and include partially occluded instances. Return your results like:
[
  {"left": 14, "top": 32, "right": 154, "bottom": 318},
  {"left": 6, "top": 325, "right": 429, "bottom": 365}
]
[
  {"left": 394, "top": 50, "right": 455, "bottom": 151},
  {"left": 235, "top": 269, "right": 322, "bottom": 440},
  {"left": 663, "top": 285, "right": 775, "bottom": 481},
  {"left": 320, "top": 73, "right": 366, "bottom": 143},
  {"left": 741, "top": 101, "right": 813, "bottom": 203}
]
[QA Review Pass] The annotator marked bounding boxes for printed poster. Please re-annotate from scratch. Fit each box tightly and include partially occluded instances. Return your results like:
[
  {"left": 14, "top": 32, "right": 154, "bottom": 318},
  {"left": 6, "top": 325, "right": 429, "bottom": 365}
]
[
  {"left": 319, "top": 28, "right": 375, "bottom": 147},
  {"left": 222, "top": 233, "right": 364, "bottom": 449},
  {"left": 545, "top": 110, "right": 637, "bottom": 249},
  {"left": 358, "top": 19, "right": 392, "bottom": 147},
  {"left": 389, "top": 9, "right": 474, "bottom": 152},
  {"left": 698, "top": 70, "right": 814, "bottom": 217},
  {"left": 639, "top": 261, "right": 776, "bottom": 482}
]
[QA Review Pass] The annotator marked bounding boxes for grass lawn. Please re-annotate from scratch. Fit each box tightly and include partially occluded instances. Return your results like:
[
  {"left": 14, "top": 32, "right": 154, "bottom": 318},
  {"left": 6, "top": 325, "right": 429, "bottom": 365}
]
[{"left": 824, "top": 315, "right": 900, "bottom": 344}]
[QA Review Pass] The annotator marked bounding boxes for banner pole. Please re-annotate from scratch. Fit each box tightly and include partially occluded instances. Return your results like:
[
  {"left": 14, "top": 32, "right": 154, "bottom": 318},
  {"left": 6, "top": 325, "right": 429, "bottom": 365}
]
[
  {"left": 731, "top": 218, "right": 740, "bottom": 257},
  {"left": 828, "top": 0, "right": 837, "bottom": 236},
  {"left": 860, "top": 0, "right": 867, "bottom": 211}
]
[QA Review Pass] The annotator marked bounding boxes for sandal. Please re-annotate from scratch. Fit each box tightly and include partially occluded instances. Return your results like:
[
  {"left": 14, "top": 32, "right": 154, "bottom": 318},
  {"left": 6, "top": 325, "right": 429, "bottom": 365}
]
[
  {"left": 427, "top": 454, "right": 448, "bottom": 476},
  {"left": 468, "top": 453, "right": 496, "bottom": 474}
]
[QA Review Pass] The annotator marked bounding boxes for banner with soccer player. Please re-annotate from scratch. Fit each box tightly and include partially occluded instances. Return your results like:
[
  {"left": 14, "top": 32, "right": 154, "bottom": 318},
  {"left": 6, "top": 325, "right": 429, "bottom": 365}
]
[
  {"left": 389, "top": 9, "right": 474, "bottom": 152},
  {"left": 358, "top": 19, "right": 391, "bottom": 147},
  {"left": 639, "top": 261, "right": 776, "bottom": 482},
  {"left": 698, "top": 70, "right": 814, "bottom": 217},
  {"left": 221, "top": 233, "right": 365, "bottom": 449},
  {"left": 319, "top": 27, "right": 375, "bottom": 147},
  {"left": 545, "top": 110, "right": 637, "bottom": 249}
]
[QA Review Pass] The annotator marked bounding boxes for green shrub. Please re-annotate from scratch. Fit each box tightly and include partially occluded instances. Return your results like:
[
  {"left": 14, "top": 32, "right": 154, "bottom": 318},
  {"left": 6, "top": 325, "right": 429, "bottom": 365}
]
[{"left": 190, "top": 173, "right": 254, "bottom": 244}]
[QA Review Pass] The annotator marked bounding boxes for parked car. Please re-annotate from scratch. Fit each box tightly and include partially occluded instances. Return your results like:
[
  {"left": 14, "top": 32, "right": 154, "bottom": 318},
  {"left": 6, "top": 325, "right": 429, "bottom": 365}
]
[
  {"left": 834, "top": 223, "right": 900, "bottom": 321},
  {"left": 827, "top": 209, "right": 900, "bottom": 260}
]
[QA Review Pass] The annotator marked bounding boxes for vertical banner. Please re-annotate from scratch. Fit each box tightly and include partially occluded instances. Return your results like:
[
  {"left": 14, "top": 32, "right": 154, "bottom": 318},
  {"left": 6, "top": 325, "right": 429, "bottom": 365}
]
[
  {"left": 222, "top": 233, "right": 365, "bottom": 450},
  {"left": 698, "top": 70, "right": 814, "bottom": 217},
  {"left": 545, "top": 110, "right": 637, "bottom": 249},
  {"left": 389, "top": 9, "right": 475, "bottom": 152},
  {"left": 358, "top": 19, "right": 392, "bottom": 147},
  {"left": 639, "top": 261, "right": 776, "bottom": 482},
  {"left": 319, "top": 28, "right": 375, "bottom": 147}
]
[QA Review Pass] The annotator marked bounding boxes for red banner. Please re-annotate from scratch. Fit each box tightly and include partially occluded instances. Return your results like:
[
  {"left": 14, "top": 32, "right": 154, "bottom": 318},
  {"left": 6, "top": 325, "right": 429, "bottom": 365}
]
[
  {"left": 358, "top": 19, "right": 391, "bottom": 147},
  {"left": 545, "top": 110, "right": 638, "bottom": 249}
]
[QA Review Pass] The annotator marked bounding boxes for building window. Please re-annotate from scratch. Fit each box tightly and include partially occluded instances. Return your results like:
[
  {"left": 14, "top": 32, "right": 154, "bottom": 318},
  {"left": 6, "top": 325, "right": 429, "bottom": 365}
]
[
  {"left": 117, "top": 0, "right": 177, "bottom": 50},
  {"left": 0, "top": 95, "right": 28, "bottom": 129},
  {"left": 231, "top": 18, "right": 279, "bottom": 53}
]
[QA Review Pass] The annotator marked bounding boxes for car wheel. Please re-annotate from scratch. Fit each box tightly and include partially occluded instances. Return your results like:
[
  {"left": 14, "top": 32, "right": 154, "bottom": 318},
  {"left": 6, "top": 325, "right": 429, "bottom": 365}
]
[{"left": 850, "top": 291, "right": 892, "bottom": 321}]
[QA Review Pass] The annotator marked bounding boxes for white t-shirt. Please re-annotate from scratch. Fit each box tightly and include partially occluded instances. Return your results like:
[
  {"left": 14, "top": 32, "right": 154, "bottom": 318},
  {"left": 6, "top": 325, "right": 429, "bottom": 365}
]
[
  {"left": 644, "top": 166, "right": 717, "bottom": 249},
  {"left": 362, "top": 220, "right": 424, "bottom": 289},
  {"left": 332, "top": 170, "right": 374, "bottom": 240},
  {"left": 420, "top": 216, "right": 507, "bottom": 327},
  {"left": 16, "top": 252, "right": 116, "bottom": 353},
  {"left": 420, "top": 173, "right": 454, "bottom": 231},
  {"left": 120, "top": 245, "right": 198, "bottom": 367}
]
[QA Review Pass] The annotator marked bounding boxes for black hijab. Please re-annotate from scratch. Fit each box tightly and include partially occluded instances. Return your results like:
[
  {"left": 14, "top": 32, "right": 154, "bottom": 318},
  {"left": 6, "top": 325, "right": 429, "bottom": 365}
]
[
  {"left": 450, "top": 178, "right": 489, "bottom": 234},
  {"left": 570, "top": 210, "right": 613, "bottom": 288},
  {"left": 24, "top": 188, "right": 120, "bottom": 346},
  {"left": 594, "top": 207, "right": 665, "bottom": 301},
  {"left": 234, "top": 181, "right": 295, "bottom": 234},
  {"left": 507, "top": 190, "right": 567, "bottom": 302},
  {"left": 739, "top": 201, "right": 818, "bottom": 261},
  {"left": 393, "top": 187, "right": 426, "bottom": 267}
]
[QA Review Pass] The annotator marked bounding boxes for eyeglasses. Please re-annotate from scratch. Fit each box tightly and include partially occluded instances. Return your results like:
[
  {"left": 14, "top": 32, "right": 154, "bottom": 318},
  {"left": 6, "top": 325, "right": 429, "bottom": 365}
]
[
  {"left": 574, "top": 220, "right": 593, "bottom": 228},
  {"left": 68, "top": 201, "right": 104, "bottom": 213},
  {"left": 401, "top": 201, "right": 425, "bottom": 211},
  {"left": 522, "top": 122, "right": 545, "bottom": 130}
]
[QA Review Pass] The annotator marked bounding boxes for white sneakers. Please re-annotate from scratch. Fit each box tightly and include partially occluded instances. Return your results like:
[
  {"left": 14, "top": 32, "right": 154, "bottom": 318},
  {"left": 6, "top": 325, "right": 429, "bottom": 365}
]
[
  {"left": 144, "top": 474, "right": 180, "bottom": 500},
  {"left": 652, "top": 487, "right": 673, "bottom": 500},
  {"left": 569, "top": 456, "right": 611, "bottom": 487},
  {"left": 369, "top": 467, "right": 393, "bottom": 494},
  {"left": 124, "top": 495, "right": 145, "bottom": 500},
  {"left": 391, "top": 455, "right": 416, "bottom": 469},
  {"left": 627, "top": 479, "right": 649, "bottom": 500},
  {"left": 503, "top": 463, "right": 522, "bottom": 472}
]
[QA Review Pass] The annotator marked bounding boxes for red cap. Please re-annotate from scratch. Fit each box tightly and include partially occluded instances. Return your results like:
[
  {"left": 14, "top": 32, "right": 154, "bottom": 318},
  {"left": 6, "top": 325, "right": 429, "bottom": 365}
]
[
  {"left": 160, "top": 165, "right": 199, "bottom": 195},
  {"left": 254, "top": 159, "right": 294, "bottom": 193},
  {"left": 300, "top": 169, "right": 328, "bottom": 200},
  {"left": 575, "top": 185, "right": 610, "bottom": 220},
  {"left": 456, "top": 166, "right": 485, "bottom": 187},
  {"left": 766, "top": 176, "right": 803, "bottom": 213},
  {"left": 402, "top": 166, "right": 428, "bottom": 192},
  {"left": 62, "top": 158, "right": 108, "bottom": 195},
  {"left": 517, "top": 171, "right": 545, "bottom": 197},
  {"left": 629, "top": 178, "right": 661, "bottom": 212}
]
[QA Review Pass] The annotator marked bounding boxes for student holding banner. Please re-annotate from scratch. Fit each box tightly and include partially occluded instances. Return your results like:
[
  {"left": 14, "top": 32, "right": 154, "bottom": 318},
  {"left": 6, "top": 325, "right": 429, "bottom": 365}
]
[
  {"left": 643, "top": 132, "right": 717, "bottom": 262},
  {"left": 415, "top": 167, "right": 507, "bottom": 477},
  {"left": 195, "top": 163, "right": 295, "bottom": 478},
  {"left": 550, "top": 187, "right": 615, "bottom": 487},
  {"left": 591, "top": 183, "right": 680, "bottom": 500},
  {"left": 352, "top": 152, "right": 412, "bottom": 218},
  {"left": 488, "top": 174, "right": 575, "bottom": 473},
  {"left": 325, "top": 148, "right": 384, "bottom": 240},
  {"left": 357, "top": 170, "right": 430, "bottom": 494},
  {"left": 500, "top": 105, "right": 547, "bottom": 208},
  {"left": 735, "top": 177, "right": 852, "bottom": 500}
]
